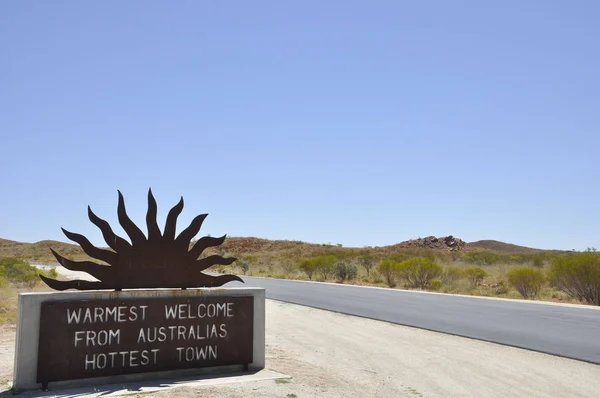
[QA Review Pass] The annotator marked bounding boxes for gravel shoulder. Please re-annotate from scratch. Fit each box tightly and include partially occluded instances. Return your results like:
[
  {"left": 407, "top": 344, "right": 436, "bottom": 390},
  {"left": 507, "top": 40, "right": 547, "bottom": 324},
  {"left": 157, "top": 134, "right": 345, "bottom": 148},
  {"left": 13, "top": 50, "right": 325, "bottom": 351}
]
[{"left": 233, "top": 300, "right": 600, "bottom": 398}]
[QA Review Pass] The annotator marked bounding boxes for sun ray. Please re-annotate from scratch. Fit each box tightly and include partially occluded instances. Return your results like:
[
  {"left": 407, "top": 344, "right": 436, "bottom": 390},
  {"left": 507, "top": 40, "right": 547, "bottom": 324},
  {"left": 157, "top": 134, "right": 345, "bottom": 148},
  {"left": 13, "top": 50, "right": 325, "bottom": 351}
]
[
  {"left": 200, "top": 274, "right": 244, "bottom": 287},
  {"left": 88, "top": 206, "right": 131, "bottom": 253},
  {"left": 61, "top": 228, "right": 117, "bottom": 265},
  {"left": 163, "top": 197, "right": 184, "bottom": 241},
  {"left": 188, "top": 235, "right": 227, "bottom": 260},
  {"left": 117, "top": 190, "right": 147, "bottom": 246},
  {"left": 146, "top": 188, "right": 162, "bottom": 242},
  {"left": 175, "top": 214, "right": 207, "bottom": 247},
  {"left": 51, "top": 249, "right": 113, "bottom": 281},
  {"left": 193, "top": 254, "right": 237, "bottom": 271},
  {"left": 39, "top": 275, "right": 110, "bottom": 291}
]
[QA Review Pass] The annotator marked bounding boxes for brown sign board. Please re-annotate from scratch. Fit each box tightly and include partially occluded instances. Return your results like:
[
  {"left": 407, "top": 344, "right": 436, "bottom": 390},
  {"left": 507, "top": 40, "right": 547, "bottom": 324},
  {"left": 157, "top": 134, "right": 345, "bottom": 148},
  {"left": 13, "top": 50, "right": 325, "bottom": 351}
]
[{"left": 37, "top": 295, "right": 254, "bottom": 384}]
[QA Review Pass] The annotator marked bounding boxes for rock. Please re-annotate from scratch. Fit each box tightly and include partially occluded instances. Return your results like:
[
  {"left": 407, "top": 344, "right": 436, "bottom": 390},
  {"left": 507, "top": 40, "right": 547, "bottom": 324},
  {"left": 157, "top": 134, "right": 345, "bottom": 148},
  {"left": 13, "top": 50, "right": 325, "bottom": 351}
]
[{"left": 391, "top": 235, "right": 467, "bottom": 252}]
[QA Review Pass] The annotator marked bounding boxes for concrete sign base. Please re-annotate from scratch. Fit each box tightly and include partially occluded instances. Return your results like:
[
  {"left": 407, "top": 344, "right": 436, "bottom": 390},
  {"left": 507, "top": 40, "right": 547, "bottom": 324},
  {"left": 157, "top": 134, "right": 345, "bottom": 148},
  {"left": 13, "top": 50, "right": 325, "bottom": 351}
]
[{"left": 12, "top": 287, "right": 265, "bottom": 392}]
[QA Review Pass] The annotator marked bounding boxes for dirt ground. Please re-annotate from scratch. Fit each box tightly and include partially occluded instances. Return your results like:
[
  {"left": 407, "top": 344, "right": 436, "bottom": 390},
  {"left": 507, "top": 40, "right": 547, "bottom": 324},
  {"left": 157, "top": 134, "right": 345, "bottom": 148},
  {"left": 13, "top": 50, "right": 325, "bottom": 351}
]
[
  {"left": 0, "top": 324, "right": 15, "bottom": 390},
  {"left": 2, "top": 299, "right": 600, "bottom": 397}
]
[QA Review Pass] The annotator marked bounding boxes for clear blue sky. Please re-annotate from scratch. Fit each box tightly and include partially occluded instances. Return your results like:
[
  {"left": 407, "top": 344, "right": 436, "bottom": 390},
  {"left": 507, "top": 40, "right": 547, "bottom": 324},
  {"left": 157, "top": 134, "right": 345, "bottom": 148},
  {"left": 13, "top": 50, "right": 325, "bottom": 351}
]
[{"left": 1, "top": 1, "right": 598, "bottom": 251}]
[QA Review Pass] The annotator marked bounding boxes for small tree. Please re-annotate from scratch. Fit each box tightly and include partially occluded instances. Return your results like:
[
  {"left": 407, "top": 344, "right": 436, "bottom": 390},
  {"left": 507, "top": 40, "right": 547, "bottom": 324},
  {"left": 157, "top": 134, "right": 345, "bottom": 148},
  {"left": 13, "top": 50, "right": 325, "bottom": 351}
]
[
  {"left": 377, "top": 260, "right": 400, "bottom": 288},
  {"left": 507, "top": 267, "right": 545, "bottom": 298},
  {"left": 315, "top": 255, "right": 336, "bottom": 281},
  {"left": 298, "top": 259, "right": 317, "bottom": 280},
  {"left": 548, "top": 250, "right": 600, "bottom": 305},
  {"left": 280, "top": 259, "right": 296, "bottom": 275},
  {"left": 334, "top": 261, "right": 357, "bottom": 282},
  {"left": 465, "top": 267, "right": 487, "bottom": 287},
  {"left": 397, "top": 258, "right": 443, "bottom": 289},
  {"left": 358, "top": 254, "right": 376, "bottom": 276}
]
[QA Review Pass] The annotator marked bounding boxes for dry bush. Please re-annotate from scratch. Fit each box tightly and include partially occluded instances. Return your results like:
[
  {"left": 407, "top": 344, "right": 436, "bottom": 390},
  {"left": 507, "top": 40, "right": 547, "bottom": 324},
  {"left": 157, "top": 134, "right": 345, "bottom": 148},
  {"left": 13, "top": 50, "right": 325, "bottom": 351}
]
[
  {"left": 440, "top": 267, "right": 464, "bottom": 284},
  {"left": 334, "top": 261, "right": 357, "bottom": 282},
  {"left": 370, "top": 270, "right": 384, "bottom": 284},
  {"left": 428, "top": 279, "right": 443, "bottom": 291},
  {"left": 280, "top": 260, "right": 297, "bottom": 275},
  {"left": 464, "top": 267, "right": 487, "bottom": 287},
  {"left": 548, "top": 251, "right": 600, "bottom": 305},
  {"left": 397, "top": 258, "right": 442, "bottom": 289},
  {"left": 507, "top": 267, "right": 545, "bottom": 298}
]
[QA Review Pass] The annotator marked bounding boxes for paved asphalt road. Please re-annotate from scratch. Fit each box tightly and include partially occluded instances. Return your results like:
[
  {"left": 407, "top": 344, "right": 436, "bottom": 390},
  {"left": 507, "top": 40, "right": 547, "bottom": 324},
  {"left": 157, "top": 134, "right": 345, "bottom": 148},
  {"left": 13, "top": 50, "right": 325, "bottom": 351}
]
[{"left": 230, "top": 276, "right": 600, "bottom": 364}]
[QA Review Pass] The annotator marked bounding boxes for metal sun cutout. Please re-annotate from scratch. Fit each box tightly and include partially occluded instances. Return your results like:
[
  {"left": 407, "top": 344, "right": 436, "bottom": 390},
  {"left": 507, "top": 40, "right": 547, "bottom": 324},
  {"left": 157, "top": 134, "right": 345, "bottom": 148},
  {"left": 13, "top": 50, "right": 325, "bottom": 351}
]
[{"left": 40, "top": 189, "right": 243, "bottom": 291}]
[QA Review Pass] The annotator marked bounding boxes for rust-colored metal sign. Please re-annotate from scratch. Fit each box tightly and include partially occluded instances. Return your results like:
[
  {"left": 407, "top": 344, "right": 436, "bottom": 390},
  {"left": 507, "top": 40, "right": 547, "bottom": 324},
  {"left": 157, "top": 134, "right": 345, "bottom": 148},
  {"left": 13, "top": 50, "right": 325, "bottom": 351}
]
[
  {"left": 37, "top": 295, "right": 254, "bottom": 384},
  {"left": 40, "top": 189, "right": 243, "bottom": 291}
]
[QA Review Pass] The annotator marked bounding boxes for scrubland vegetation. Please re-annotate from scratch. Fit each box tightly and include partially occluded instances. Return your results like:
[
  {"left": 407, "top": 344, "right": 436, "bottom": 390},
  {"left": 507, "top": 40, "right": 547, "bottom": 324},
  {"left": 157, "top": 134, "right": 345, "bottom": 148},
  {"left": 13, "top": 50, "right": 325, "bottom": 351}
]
[
  {"left": 0, "top": 257, "right": 56, "bottom": 325},
  {"left": 212, "top": 245, "right": 600, "bottom": 306},
  {"left": 2, "top": 236, "right": 599, "bottom": 311}
]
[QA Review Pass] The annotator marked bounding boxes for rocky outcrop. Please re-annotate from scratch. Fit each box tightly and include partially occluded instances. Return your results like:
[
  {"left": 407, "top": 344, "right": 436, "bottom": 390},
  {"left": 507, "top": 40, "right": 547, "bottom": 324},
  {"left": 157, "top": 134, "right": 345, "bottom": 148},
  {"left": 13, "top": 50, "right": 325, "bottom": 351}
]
[{"left": 392, "top": 235, "right": 466, "bottom": 251}]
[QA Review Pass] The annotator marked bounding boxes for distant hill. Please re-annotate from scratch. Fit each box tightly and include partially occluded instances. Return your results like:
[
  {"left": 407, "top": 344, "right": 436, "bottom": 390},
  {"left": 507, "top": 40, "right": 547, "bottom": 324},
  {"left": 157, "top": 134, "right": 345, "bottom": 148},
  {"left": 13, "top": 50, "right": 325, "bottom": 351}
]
[
  {"left": 0, "top": 237, "right": 323, "bottom": 263},
  {"left": 0, "top": 239, "right": 86, "bottom": 262},
  {"left": 0, "top": 235, "right": 554, "bottom": 263},
  {"left": 466, "top": 240, "right": 550, "bottom": 254}
]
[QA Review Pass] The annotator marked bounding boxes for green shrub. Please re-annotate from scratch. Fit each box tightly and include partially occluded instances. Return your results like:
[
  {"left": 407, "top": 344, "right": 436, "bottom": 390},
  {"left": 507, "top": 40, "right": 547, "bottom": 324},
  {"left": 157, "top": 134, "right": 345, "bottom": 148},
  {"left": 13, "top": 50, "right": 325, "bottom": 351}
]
[
  {"left": 548, "top": 251, "right": 600, "bottom": 305},
  {"left": 388, "top": 253, "right": 410, "bottom": 263},
  {"left": 429, "top": 279, "right": 443, "bottom": 291},
  {"left": 377, "top": 260, "right": 400, "bottom": 288},
  {"left": 315, "top": 255, "right": 337, "bottom": 280},
  {"left": 465, "top": 267, "right": 487, "bottom": 287},
  {"left": 334, "top": 261, "right": 357, "bottom": 282},
  {"left": 397, "top": 258, "right": 443, "bottom": 289},
  {"left": 532, "top": 254, "right": 545, "bottom": 268},
  {"left": 507, "top": 267, "right": 545, "bottom": 298},
  {"left": 402, "top": 248, "right": 436, "bottom": 261},
  {"left": 47, "top": 268, "right": 58, "bottom": 279},
  {"left": 17, "top": 269, "right": 39, "bottom": 287},
  {"left": 0, "top": 257, "right": 23, "bottom": 268},
  {"left": 507, "top": 255, "right": 524, "bottom": 264},
  {"left": 240, "top": 263, "right": 249, "bottom": 274},
  {"left": 440, "top": 267, "right": 464, "bottom": 284},
  {"left": 298, "top": 259, "right": 317, "bottom": 280},
  {"left": 357, "top": 254, "right": 376, "bottom": 276},
  {"left": 465, "top": 251, "right": 500, "bottom": 266},
  {"left": 0, "top": 257, "right": 46, "bottom": 287}
]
